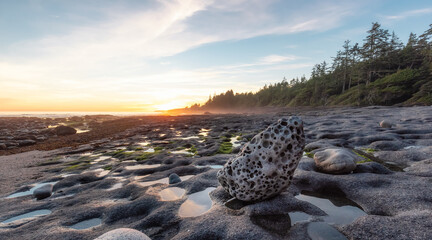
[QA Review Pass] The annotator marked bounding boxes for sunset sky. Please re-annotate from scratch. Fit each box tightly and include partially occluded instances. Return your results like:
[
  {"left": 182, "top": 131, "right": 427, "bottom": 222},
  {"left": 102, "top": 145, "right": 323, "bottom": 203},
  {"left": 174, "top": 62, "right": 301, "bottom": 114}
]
[{"left": 1, "top": 0, "right": 431, "bottom": 112}]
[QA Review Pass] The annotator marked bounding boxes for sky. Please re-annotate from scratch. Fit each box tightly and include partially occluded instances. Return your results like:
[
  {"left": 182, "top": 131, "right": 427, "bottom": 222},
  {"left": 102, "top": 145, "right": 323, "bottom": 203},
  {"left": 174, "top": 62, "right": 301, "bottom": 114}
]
[{"left": 0, "top": 0, "right": 431, "bottom": 112}]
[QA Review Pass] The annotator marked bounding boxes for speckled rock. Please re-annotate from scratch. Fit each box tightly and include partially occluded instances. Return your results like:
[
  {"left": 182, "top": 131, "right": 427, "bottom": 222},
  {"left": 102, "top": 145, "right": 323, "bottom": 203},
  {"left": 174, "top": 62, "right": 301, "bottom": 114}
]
[
  {"left": 94, "top": 228, "right": 151, "bottom": 240},
  {"left": 314, "top": 148, "right": 357, "bottom": 174},
  {"left": 379, "top": 120, "right": 393, "bottom": 128},
  {"left": 217, "top": 117, "right": 305, "bottom": 201}
]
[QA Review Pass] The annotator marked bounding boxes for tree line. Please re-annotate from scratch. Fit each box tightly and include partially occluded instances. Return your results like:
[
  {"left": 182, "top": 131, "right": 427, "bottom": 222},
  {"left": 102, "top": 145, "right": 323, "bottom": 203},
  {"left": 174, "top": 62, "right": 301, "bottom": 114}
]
[{"left": 186, "top": 22, "right": 432, "bottom": 112}]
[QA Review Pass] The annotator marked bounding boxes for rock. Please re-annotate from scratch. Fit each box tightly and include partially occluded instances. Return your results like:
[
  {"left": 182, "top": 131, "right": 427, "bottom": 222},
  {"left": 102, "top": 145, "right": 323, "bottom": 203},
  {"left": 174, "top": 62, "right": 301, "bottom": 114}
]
[
  {"left": 198, "top": 144, "right": 219, "bottom": 156},
  {"left": 403, "top": 158, "right": 432, "bottom": 177},
  {"left": 304, "top": 140, "right": 336, "bottom": 152},
  {"left": 340, "top": 210, "right": 432, "bottom": 240},
  {"left": 94, "top": 228, "right": 151, "bottom": 240},
  {"left": 224, "top": 198, "right": 248, "bottom": 210},
  {"left": 0, "top": 143, "right": 6, "bottom": 150},
  {"left": 168, "top": 173, "right": 181, "bottom": 184},
  {"left": 54, "top": 125, "right": 77, "bottom": 136},
  {"left": 307, "top": 222, "right": 348, "bottom": 240},
  {"left": 33, "top": 184, "right": 53, "bottom": 200},
  {"left": 217, "top": 116, "right": 305, "bottom": 201},
  {"left": 353, "top": 162, "right": 392, "bottom": 174},
  {"left": 250, "top": 214, "right": 292, "bottom": 236},
  {"left": 379, "top": 120, "right": 393, "bottom": 128},
  {"left": 314, "top": 148, "right": 357, "bottom": 174},
  {"left": 297, "top": 158, "right": 317, "bottom": 171},
  {"left": 232, "top": 145, "right": 241, "bottom": 154},
  {"left": 17, "top": 139, "right": 36, "bottom": 147},
  {"left": 369, "top": 140, "right": 404, "bottom": 151}
]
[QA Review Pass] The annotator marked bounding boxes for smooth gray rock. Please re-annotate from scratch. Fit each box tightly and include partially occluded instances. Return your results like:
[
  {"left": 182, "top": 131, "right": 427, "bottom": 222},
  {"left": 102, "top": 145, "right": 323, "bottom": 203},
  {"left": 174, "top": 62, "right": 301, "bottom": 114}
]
[
  {"left": 369, "top": 140, "right": 404, "bottom": 151},
  {"left": 314, "top": 148, "right": 358, "bottom": 174},
  {"left": 54, "top": 125, "right": 77, "bottom": 136},
  {"left": 33, "top": 184, "right": 53, "bottom": 200},
  {"left": 218, "top": 117, "right": 305, "bottom": 201},
  {"left": 168, "top": 173, "right": 181, "bottom": 184},
  {"left": 380, "top": 120, "right": 393, "bottom": 128},
  {"left": 94, "top": 228, "right": 151, "bottom": 240}
]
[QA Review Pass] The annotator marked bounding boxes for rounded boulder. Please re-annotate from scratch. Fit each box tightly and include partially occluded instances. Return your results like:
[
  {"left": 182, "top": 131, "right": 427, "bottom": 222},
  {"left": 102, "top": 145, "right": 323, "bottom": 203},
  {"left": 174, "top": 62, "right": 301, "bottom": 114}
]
[
  {"left": 379, "top": 120, "right": 393, "bottom": 128},
  {"left": 168, "top": 173, "right": 181, "bottom": 184},
  {"left": 54, "top": 125, "right": 77, "bottom": 136},
  {"left": 314, "top": 148, "right": 357, "bottom": 174},
  {"left": 33, "top": 184, "right": 54, "bottom": 200}
]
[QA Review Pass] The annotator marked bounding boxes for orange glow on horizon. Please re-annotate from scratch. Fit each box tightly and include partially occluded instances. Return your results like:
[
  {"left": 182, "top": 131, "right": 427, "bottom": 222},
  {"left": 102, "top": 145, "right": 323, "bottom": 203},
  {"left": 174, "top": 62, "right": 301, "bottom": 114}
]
[{"left": 0, "top": 97, "right": 205, "bottom": 113}]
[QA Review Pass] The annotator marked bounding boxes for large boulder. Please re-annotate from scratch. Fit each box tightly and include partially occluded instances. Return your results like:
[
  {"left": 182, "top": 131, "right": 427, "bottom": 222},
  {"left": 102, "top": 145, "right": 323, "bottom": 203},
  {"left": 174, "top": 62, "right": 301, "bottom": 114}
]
[
  {"left": 54, "top": 125, "right": 77, "bottom": 136},
  {"left": 217, "top": 116, "right": 305, "bottom": 201},
  {"left": 94, "top": 228, "right": 151, "bottom": 240},
  {"left": 314, "top": 148, "right": 357, "bottom": 174}
]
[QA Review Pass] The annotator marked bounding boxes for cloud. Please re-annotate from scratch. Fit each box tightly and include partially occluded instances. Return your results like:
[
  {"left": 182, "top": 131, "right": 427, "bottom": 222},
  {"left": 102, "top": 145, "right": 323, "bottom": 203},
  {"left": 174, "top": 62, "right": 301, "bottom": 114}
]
[
  {"left": 260, "top": 55, "right": 298, "bottom": 64},
  {"left": 384, "top": 8, "right": 432, "bottom": 20},
  {"left": 0, "top": 0, "right": 360, "bottom": 111}
]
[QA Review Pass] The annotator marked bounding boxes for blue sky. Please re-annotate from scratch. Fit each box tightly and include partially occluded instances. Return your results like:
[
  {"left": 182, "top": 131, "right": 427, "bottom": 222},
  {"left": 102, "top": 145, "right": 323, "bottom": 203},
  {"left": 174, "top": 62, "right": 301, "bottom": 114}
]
[{"left": 0, "top": 0, "right": 431, "bottom": 111}]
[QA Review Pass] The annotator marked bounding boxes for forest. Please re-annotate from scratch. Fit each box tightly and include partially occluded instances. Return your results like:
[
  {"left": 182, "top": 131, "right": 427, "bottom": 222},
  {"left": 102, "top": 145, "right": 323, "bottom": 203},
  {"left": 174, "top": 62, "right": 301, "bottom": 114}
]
[{"left": 186, "top": 22, "right": 432, "bottom": 112}]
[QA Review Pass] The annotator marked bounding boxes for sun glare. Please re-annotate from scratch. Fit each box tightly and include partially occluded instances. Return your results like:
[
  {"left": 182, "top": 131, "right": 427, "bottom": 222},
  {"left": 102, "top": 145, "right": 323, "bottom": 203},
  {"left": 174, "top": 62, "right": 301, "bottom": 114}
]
[{"left": 153, "top": 102, "right": 185, "bottom": 111}]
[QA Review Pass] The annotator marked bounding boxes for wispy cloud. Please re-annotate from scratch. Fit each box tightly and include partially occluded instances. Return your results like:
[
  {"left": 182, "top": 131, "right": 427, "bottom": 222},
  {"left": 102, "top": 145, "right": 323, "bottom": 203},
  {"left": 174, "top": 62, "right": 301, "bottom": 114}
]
[
  {"left": 384, "top": 8, "right": 432, "bottom": 20},
  {"left": 0, "top": 0, "right": 361, "bottom": 111}
]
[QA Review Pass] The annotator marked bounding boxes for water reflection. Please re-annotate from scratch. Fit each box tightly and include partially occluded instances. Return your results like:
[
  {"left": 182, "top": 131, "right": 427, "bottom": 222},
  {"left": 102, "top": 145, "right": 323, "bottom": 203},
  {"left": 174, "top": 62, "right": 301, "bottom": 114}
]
[
  {"left": 230, "top": 137, "right": 241, "bottom": 148},
  {"left": 199, "top": 128, "right": 210, "bottom": 137},
  {"left": 195, "top": 165, "right": 223, "bottom": 169},
  {"left": 171, "top": 149, "right": 192, "bottom": 155},
  {"left": 107, "top": 182, "right": 123, "bottom": 191},
  {"left": 295, "top": 191, "right": 366, "bottom": 225},
  {"left": 125, "top": 164, "right": 161, "bottom": 170},
  {"left": 138, "top": 141, "right": 151, "bottom": 146},
  {"left": 69, "top": 218, "right": 102, "bottom": 230},
  {"left": 289, "top": 211, "right": 312, "bottom": 225},
  {"left": 137, "top": 175, "right": 194, "bottom": 187},
  {"left": 250, "top": 214, "right": 292, "bottom": 235},
  {"left": 159, "top": 187, "right": 185, "bottom": 201},
  {"left": 91, "top": 156, "right": 111, "bottom": 164},
  {"left": 307, "top": 222, "right": 348, "bottom": 240},
  {"left": 179, "top": 187, "right": 216, "bottom": 218},
  {"left": 1, "top": 209, "right": 52, "bottom": 224},
  {"left": 76, "top": 129, "right": 90, "bottom": 134},
  {"left": 6, "top": 182, "right": 58, "bottom": 199}
]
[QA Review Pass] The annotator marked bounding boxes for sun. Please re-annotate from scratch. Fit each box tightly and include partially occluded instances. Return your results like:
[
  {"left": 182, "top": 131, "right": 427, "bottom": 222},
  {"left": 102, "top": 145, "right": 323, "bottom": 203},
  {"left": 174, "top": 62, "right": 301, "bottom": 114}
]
[{"left": 153, "top": 101, "right": 184, "bottom": 111}]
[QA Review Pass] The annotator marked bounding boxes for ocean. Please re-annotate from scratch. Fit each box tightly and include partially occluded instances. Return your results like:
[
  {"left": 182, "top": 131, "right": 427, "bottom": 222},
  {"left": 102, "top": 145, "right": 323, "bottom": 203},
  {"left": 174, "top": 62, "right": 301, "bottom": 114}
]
[{"left": 0, "top": 112, "right": 159, "bottom": 118}]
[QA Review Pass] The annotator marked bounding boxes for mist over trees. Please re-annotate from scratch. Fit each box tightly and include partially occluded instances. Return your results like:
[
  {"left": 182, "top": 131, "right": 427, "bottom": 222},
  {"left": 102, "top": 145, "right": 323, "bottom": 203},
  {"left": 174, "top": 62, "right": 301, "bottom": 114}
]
[{"left": 189, "top": 22, "right": 432, "bottom": 111}]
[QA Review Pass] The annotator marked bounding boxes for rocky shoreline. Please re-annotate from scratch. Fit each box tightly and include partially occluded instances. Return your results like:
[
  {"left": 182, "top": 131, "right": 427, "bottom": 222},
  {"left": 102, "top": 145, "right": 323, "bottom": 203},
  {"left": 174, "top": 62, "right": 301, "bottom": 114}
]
[{"left": 0, "top": 106, "right": 431, "bottom": 240}]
